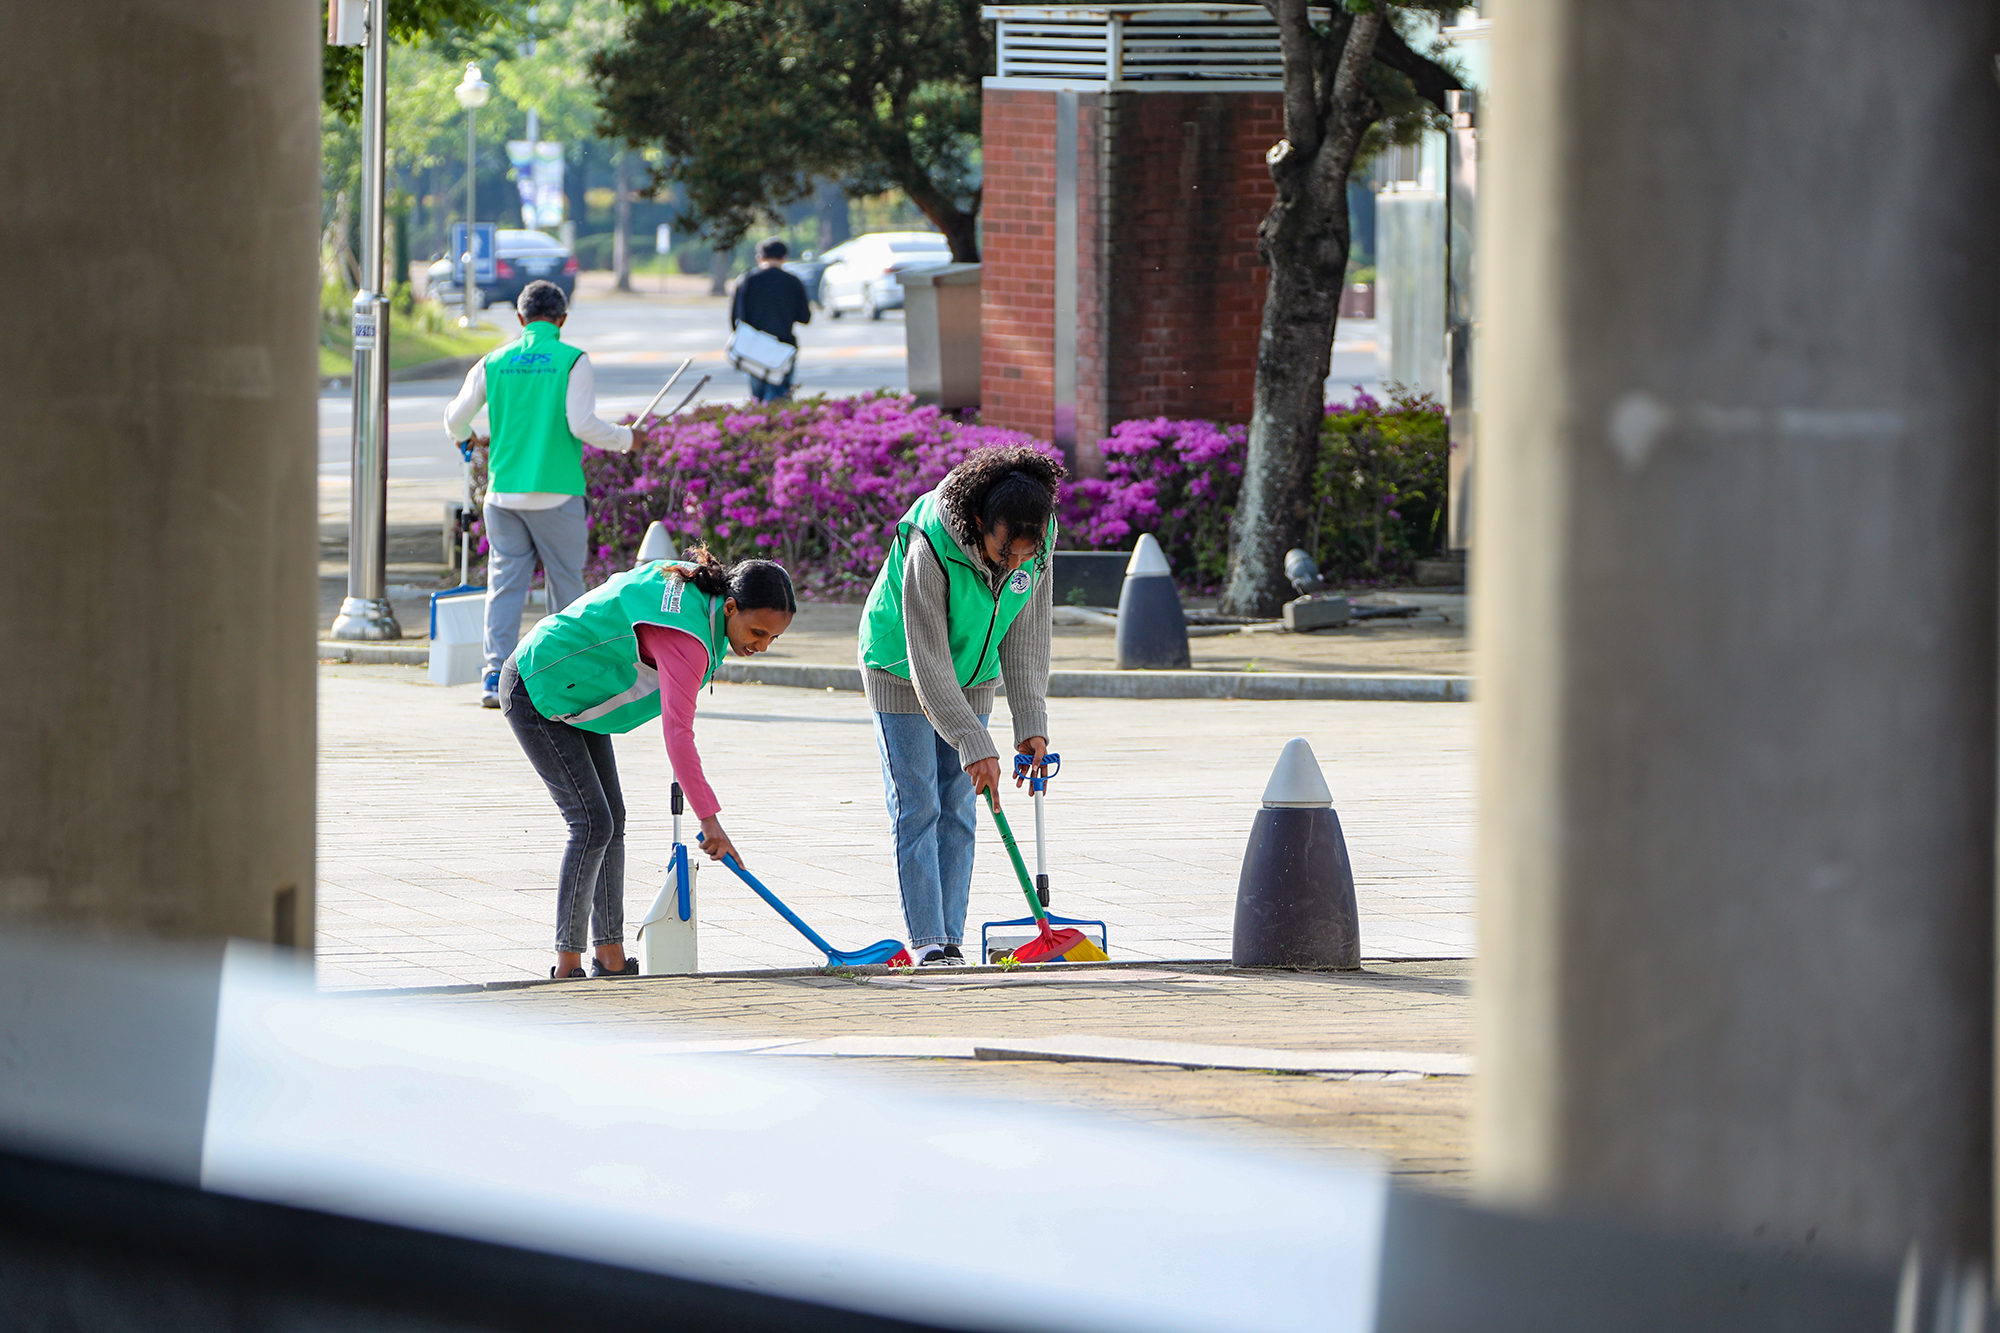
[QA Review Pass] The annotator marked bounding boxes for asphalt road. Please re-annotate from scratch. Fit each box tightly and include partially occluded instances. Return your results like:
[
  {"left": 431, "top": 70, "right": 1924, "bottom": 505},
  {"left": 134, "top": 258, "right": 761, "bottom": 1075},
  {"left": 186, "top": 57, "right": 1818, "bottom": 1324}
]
[{"left": 317, "top": 285, "right": 910, "bottom": 495}]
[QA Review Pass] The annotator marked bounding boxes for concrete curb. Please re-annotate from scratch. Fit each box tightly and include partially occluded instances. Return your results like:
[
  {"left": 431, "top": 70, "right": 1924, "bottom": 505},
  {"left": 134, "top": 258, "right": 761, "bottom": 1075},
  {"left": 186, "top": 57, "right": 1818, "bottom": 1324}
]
[
  {"left": 342, "top": 957, "right": 1467, "bottom": 999},
  {"left": 315, "top": 648, "right": 1473, "bottom": 700},
  {"left": 318, "top": 641, "right": 429, "bottom": 665},
  {"left": 714, "top": 659, "right": 1471, "bottom": 701}
]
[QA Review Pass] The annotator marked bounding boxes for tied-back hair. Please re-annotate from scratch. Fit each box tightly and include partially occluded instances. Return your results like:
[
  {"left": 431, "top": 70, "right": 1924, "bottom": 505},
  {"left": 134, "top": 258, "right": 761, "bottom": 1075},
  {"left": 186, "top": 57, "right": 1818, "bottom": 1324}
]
[
  {"left": 937, "top": 446, "right": 1066, "bottom": 565},
  {"left": 679, "top": 544, "right": 796, "bottom": 613}
]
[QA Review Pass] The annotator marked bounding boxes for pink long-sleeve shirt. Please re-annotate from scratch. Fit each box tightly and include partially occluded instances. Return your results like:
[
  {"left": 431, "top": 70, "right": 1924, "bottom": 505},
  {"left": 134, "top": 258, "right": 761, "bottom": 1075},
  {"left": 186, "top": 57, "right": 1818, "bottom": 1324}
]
[{"left": 633, "top": 622, "right": 720, "bottom": 819}]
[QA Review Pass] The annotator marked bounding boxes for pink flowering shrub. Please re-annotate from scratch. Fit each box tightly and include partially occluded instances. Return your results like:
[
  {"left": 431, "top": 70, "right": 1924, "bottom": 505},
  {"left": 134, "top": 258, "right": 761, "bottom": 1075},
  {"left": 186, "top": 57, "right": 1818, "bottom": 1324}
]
[
  {"left": 470, "top": 393, "right": 1056, "bottom": 597},
  {"left": 465, "top": 387, "right": 1444, "bottom": 597},
  {"left": 1059, "top": 386, "right": 1448, "bottom": 588},
  {"left": 1064, "top": 417, "right": 1249, "bottom": 590}
]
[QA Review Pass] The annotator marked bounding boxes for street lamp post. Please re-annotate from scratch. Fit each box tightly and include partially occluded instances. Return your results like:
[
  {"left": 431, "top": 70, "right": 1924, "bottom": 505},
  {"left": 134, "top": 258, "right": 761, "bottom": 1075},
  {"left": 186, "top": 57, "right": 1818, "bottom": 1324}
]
[
  {"left": 455, "top": 63, "right": 491, "bottom": 330},
  {"left": 329, "top": 0, "right": 400, "bottom": 641}
]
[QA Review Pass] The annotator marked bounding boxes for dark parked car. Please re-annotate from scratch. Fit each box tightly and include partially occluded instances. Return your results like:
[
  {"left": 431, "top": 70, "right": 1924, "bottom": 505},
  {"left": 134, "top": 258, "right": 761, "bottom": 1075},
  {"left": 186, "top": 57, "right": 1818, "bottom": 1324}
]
[
  {"left": 782, "top": 251, "right": 833, "bottom": 307},
  {"left": 425, "top": 229, "right": 577, "bottom": 309}
]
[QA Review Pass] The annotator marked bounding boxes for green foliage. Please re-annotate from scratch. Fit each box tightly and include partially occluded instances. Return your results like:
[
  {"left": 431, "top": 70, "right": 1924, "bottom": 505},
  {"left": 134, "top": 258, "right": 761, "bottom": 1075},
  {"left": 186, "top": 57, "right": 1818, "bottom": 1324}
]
[
  {"left": 592, "top": 0, "right": 985, "bottom": 256},
  {"left": 1310, "top": 388, "right": 1449, "bottom": 581},
  {"left": 322, "top": 0, "right": 540, "bottom": 121}
]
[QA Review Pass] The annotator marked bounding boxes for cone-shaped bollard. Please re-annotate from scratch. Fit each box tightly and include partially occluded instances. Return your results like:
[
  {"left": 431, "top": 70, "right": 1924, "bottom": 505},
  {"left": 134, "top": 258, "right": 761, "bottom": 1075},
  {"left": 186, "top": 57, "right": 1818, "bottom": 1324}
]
[
  {"left": 634, "top": 520, "right": 675, "bottom": 566},
  {"left": 1231, "top": 738, "right": 1360, "bottom": 969},
  {"left": 1114, "top": 533, "right": 1190, "bottom": 669}
]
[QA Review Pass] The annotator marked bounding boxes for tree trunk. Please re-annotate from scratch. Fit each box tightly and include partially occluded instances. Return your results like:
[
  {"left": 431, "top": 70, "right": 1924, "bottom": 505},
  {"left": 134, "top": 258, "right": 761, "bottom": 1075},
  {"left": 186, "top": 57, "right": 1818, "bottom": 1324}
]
[
  {"left": 709, "top": 246, "right": 731, "bottom": 297},
  {"left": 816, "top": 179, "right": 850, "bottom": 253},
  {"left": 1219, "top": 5, "right": 1379, "bottom": 617},
  {"left": 1224, "top": 208, "right": 1350, "bottom": 615},
  {"left": 613, "top": 153, "right": 633, "bottom": 292}
]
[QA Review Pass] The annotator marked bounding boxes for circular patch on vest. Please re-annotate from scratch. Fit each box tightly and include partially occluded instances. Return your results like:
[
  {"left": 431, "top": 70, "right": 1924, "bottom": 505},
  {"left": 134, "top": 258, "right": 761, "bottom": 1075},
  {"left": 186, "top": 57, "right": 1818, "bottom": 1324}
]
[{"left": 1008, "top": 568, "right": 1032, "bottom": 596}]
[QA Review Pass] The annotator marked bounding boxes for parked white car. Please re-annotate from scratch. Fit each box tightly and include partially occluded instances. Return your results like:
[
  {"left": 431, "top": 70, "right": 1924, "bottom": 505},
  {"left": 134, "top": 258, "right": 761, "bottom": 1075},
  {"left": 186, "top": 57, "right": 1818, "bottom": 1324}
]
[{"left": 818, "top": 231, "right": 954, "bottom": 319}]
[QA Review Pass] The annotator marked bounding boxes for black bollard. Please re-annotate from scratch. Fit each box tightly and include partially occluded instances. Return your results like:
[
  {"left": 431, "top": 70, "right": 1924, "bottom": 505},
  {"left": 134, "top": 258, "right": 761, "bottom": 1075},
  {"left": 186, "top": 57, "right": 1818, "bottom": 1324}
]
[
  {"left": 1231, "top": 738, "right": 1360, "bottom": 969},
  {"left": 1114, "top": 533, "right": 1191, "bottom": 669}
]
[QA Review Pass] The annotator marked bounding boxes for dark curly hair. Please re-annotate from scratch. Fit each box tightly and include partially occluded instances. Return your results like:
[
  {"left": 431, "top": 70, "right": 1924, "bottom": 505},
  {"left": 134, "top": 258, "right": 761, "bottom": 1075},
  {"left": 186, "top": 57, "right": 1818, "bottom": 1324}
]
[
  {"left": 937, "top": 446, "right": 1066, "bottom": 566},
  {"left": 679, "top": 544, "right": 796, "bottom": 613}
]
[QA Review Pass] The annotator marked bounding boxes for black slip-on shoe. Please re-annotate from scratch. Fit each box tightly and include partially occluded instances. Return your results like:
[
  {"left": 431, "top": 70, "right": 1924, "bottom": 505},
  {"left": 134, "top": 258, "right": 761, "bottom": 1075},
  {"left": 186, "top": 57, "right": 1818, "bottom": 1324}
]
[
  {"left": 550, "top": 965, "right": 587, "bottom": 979},
  {"left": 591, "top": 956, "right": 640, "bottom": 978}
]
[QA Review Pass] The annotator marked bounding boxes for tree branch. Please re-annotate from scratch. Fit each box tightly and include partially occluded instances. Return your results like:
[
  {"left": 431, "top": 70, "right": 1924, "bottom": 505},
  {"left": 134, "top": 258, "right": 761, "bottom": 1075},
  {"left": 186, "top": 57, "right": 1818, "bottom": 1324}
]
[
  {"left": 1371, "top": 19, "right": 1462, "bottom": 114},
  {"left": 1329, "top": 8, "right": 1383, "bottom": 113},
  {"left": 1263, "top": 0, "right": 1321, "bottom": 159}
]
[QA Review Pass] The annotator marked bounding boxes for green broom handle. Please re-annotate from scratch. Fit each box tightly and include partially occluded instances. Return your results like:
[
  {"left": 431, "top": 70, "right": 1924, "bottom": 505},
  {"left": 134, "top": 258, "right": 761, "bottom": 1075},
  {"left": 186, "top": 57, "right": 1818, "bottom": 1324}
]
[{"left": 986, "top": 793, "right": 1049, "bottom": 924}]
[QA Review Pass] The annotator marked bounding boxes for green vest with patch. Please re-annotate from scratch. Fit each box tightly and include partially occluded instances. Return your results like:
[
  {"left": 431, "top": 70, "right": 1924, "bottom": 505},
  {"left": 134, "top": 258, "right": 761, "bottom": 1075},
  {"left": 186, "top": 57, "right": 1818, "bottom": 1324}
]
[
  {"left": 485, "top": 320, "right": 588, "bottom": 494},
  {"left": 515, "top": 563, "right": 727, "bottom": 734},
  {"left": 859, "top": 489, "right": 1049, "bottom": 689}
]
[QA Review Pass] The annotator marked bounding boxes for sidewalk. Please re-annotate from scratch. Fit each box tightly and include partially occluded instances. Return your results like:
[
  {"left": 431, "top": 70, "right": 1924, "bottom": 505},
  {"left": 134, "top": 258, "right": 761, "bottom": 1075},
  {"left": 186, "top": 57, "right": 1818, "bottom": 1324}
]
[
  {"left": 365, "top": 959, "right": 1474, "bottom": 1192},
  {"left": 316, "top": 663, "right": 1475, "bottom": 988}
]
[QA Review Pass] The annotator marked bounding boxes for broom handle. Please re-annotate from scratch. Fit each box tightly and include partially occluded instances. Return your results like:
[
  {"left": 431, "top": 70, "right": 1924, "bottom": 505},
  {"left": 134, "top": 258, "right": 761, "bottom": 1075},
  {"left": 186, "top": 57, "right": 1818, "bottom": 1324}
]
[{"left": 986, "top": 793, "right": 1047, "bottom": 923}]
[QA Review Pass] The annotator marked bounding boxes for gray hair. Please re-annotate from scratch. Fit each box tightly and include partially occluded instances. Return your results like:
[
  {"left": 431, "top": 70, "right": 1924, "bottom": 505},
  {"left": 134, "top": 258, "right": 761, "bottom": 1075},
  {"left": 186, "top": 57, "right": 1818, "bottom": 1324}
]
[{"left": 517, "top": 279, "right": 568, "bottom": 322}]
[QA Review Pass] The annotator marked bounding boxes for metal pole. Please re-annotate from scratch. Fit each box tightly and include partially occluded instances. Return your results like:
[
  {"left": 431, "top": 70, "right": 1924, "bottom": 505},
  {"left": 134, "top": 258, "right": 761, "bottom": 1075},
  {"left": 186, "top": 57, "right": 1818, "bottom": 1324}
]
[
  {"left": 330, "top": 0, "right": 401, "bottom": 640},
  {"left": 461, "top": 103, "right": 478, "bottom": 329}
]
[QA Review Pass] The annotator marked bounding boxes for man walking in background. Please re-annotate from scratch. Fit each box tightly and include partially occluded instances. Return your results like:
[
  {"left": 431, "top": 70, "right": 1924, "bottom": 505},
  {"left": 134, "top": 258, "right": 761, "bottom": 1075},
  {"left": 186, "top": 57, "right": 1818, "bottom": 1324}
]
[
  {"left": 729, "top": 238, "right": 812, "bottom": 401},
  {"left": 446, "top": 279, "right": 635, "bottom": 708}
]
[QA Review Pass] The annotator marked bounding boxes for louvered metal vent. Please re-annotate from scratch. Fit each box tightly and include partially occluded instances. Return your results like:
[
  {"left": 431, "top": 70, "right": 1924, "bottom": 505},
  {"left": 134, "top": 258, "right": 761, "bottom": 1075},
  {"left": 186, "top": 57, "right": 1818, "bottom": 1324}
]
[{"left": 983, "top": 5, "right": 1331, "bottom": 90}]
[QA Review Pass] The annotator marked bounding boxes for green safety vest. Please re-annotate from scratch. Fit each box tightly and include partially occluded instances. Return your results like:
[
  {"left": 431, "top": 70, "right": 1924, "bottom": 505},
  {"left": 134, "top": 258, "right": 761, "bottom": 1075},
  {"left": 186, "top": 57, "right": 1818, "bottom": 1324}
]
[
  {"left": 485, "top": 321, "right": 588, "bottom": 494},
  {"left": 515, "top": 563, "right": 728, "bottom": 734},
  {"left": 859, "top": 489, "right": 1051, "bottom": 688}
]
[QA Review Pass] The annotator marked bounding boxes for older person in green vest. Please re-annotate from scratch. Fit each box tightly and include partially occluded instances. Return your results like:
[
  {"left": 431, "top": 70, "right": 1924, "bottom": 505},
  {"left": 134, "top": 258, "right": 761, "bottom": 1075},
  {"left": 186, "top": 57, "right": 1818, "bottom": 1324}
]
[
  {"left": 503, "top": 546, "right": 796, "bottom": 980},
  {"left": 857, "top": 446, "right": 1064, "bottom": 966},
  {"left": 445, "top": 279, "right": 635, "bottom": 708}
]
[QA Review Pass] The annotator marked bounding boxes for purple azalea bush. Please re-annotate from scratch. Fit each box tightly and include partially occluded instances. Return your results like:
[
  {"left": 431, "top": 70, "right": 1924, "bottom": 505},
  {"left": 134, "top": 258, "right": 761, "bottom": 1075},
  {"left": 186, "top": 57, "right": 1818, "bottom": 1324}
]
[
  {"left": 464, "top": 386, "right": 1445, "bottom": 597},
  {"left": 1064, "top": 416, "right": 1249, "bottom": 590},
  {"left": 469, "top": 393, "right": 1056, "bottom": 598}
]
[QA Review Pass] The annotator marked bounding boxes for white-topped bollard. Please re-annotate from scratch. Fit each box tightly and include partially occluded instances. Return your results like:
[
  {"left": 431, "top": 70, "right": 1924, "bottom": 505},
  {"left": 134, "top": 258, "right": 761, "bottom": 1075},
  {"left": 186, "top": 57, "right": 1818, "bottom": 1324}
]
[
  {"left": 1231, "top": 738, "right": 1359, "bottom": 969},
  {"left": 1114, "top": 533, "right": 1191, "bottom": 670},
  {"left": 634, "top": 520, "right": 676, "bottom": 566}
]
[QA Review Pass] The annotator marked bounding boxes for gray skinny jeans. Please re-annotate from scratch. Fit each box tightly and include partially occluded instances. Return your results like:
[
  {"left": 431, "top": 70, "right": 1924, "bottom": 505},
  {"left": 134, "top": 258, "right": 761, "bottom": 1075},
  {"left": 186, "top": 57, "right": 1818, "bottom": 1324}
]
[{"left": 499, "top": 659, "right": 625, "bottom": 952}]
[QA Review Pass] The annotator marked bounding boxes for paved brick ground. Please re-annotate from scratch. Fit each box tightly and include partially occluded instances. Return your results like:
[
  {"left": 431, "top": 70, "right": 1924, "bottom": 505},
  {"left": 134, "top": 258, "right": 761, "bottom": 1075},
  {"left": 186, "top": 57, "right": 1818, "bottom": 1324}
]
[
  {"left": 375, "top": 960, "right": 1474, "bottom": 1192},
  {"left": 316, "top": 665, "right": 1474, "bottom": 988}
]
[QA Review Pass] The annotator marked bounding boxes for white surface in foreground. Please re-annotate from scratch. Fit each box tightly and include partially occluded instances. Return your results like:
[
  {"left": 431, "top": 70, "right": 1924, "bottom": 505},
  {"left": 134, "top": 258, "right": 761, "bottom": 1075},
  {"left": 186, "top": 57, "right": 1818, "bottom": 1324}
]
[{"left": 206, "top": 951, "right": 1385, "bottom": 1333}]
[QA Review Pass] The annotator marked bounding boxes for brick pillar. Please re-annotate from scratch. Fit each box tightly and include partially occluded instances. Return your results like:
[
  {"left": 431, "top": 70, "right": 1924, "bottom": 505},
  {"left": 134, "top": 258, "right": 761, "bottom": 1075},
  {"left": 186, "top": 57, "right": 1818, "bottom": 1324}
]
[{"left": 982, "top": 86, "right": 1281, "bottom": 477}]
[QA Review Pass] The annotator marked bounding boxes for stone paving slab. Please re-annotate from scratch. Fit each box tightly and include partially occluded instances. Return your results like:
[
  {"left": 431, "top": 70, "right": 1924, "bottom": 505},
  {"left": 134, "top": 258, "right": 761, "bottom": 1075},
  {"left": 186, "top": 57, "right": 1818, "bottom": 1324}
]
[
  {"left": 372, "top": 960, "right": 1474, "bottom": 1191},
  {"left": 385, "top": 962, "right": 1473, "bottom": 1053},
  {"left": 316, "top": 663, "right": 1474, "bottom": 988}
]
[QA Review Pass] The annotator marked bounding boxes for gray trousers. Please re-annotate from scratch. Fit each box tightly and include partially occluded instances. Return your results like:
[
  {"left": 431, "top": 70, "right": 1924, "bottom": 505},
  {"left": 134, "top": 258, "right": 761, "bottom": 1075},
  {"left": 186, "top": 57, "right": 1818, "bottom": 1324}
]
[{"left": 483, "top": 497, "right": 587, "bottom": 676}]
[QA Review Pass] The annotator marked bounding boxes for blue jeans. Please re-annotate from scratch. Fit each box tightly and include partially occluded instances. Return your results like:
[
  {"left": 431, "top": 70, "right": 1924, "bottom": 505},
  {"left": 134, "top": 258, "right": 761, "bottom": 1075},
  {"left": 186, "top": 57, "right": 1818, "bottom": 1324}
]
[
  {"left": 501, "top": 660, "right": 625, "bottom": 951},
  {"left": 874, "top": 711, "right": 986, "bottom": 949},
  {"left": 749, "top": 369, "right": 794, "bottom": 402},
  {"left": 483, "top": 497, "right": 588, "bottom": 677}
]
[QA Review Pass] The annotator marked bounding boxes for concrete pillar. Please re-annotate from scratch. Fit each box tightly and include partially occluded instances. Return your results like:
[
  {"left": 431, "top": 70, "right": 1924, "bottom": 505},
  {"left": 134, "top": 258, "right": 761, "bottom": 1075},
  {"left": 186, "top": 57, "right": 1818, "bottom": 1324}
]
[
  {"left": 1476, "top": 0, "right": 1999, "bottom": 1271},
  {"left": 0, "top": 4, "right": 320, "bottom": 948}
]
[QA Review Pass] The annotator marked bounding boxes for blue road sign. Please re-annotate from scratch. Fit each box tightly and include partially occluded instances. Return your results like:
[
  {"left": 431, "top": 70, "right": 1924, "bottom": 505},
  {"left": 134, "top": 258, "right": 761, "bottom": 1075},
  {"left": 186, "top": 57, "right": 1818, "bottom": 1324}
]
[{"left": 450, "top": 222, "right": 498, "bottom": 285}]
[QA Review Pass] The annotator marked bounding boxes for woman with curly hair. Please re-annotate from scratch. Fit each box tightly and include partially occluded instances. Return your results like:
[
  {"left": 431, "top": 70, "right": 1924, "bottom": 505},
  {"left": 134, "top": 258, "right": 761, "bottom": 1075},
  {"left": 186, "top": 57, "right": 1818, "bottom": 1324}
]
[
  {"left": 858, "top": 445, "right": 1065, "bottom": 965},
  {"left": 504, "top": 545, "right": 795, "bottom": 980}
]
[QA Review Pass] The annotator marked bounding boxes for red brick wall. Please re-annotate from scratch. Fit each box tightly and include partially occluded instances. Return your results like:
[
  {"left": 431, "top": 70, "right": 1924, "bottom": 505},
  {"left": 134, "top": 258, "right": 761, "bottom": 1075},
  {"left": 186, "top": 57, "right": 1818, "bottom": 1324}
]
[
  {"left": 981, "top": 87, "right": 1280, "bottom": 476},
  {"left": 1099, "top": 91, "right": 1280, "bottom": 437},
  {"left": 980, "top": 89, "right": 1057, "bottom": 444}
]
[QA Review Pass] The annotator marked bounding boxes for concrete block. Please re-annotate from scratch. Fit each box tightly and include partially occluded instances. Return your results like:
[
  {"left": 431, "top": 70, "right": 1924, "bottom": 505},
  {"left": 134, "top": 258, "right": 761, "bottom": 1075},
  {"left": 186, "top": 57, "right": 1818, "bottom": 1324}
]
[{"left": 1283, "top": 595, "right": 1352, "bottom": 632}]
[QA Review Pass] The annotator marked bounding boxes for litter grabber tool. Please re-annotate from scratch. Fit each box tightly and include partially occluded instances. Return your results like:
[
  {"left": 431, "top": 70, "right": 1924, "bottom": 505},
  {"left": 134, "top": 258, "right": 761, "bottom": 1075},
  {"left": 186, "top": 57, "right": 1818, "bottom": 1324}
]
[
  {"left": 699, "top": 833, "right": 913, "bottom": 969},
  {"left": 982, "top": 781, "right": 1109, "bottom": 965},
  {"left": 635, "top": 781, "right": 699, "bottom": 974},
  {"left": 664, "top": 370, "right": 712, "bottom": 418},
  {"left": 635, "top": 358, "right": 695, "bottom": 424}
]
